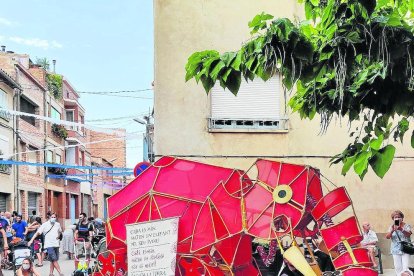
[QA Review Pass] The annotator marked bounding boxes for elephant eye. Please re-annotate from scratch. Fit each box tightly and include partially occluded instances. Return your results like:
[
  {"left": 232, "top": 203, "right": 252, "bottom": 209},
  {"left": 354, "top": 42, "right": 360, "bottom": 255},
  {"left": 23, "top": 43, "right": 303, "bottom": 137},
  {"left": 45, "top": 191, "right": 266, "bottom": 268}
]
[{"left": 273, "top": 184, "right": 293, "bottom": 204}]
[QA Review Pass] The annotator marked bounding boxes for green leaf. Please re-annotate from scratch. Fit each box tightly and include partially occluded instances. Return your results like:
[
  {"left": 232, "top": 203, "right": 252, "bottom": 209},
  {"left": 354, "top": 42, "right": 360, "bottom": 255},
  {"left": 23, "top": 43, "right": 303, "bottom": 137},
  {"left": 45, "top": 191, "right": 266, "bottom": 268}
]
[
  {"left": 305, "top": 2, "right": 314, "bottom": 20},
  {"left": 377, "top": 0, "right": 390, "bottom": 9},
  {"left": 398, "top": 118, "right": 409, "bottom": 142},
  {"left": 346, "top": 31, "right": 362, "bottom": 43},
  {"left": 210, "top": 61, "right": 226, "bottom": 81},
  {"left": 221, "top": 52, "right": 237, "bottom": 67},
  {"left": 369, "top": 145, "right": 396, "bottom": 178},
  {"left": 231, "top": 51, "right": 243, "bottom": 71},
  {"left": 342, "top": 155, "right": 356, "bottom": 175},
  {"left": 225, "top": 71, "right": 242, "bottom": 95},
  {"left": 221, "top": 68, "right": 233, "bottom": 82},
  {"left": 310, "top": 0, "right": 319, "bottom": 6},
  {"left": 358, "top": 0, "right": 376, "bottom": 16},
  {"left": 387, "top": 15, "right": 402, "bottom": 26},
  {"left": 200, "top": 76, "right": 214, "bottom": 93},
  {"left": 411, "top": 130, "right": 414, "bottom": 148},
  {"left": 370, "top": 134, "right": 384, "bottom": 150},
  {"left": 354, "top": 151, "right": 372, "bottom": 176},
  {"left": 248, "top": 12, "right": 274, "bottom": 34}
]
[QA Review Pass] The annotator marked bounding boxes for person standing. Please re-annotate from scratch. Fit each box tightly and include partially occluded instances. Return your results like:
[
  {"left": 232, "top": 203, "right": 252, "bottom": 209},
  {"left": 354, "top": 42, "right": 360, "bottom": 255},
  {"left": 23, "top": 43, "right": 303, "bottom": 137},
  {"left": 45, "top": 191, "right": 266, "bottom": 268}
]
[
  {"left": 11, "top": 211, "right": 18, "bottom": 224},
  {"left": 61, "top": 224, "right": 76, "bottom": 260},
  {"left": 28, "top": 211, "right": 37, "bottom": 224},
  {"left": 74, "top": 212, "right": 93, "bottom": 269},
  {"left": 28, "top": 212, "right": 63, "bottom": 276},
  {"left": 0, "top": 219, "right": 9, "bottom": 276},
  {"left": 361, "top": 222, "right": 378, "bottom": 268},
  {"left": 25, "top": 217, "right": 43, "bottom": 267},
  {"left": 386, "top": 210, "right": 412, "bottom": 275},
  {"left": 11, "top": 214, "right": 27, "bottom": 239}
]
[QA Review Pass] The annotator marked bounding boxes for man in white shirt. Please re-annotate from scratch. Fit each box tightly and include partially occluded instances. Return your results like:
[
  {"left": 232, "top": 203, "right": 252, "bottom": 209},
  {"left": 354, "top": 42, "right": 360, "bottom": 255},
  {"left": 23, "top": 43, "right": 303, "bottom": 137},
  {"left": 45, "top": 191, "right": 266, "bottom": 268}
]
[
  {"left": 28, "top": 212, "right": 63, "bottom": 276},
  {"left": 361, "top": 222, "right": 379, "bottom": 268}
]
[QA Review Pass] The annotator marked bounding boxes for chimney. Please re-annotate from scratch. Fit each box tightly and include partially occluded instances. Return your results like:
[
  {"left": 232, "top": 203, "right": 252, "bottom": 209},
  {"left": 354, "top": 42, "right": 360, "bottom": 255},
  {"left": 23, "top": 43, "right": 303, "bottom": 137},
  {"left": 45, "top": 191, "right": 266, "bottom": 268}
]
[
  {"left": 1, "top": 46, "right": 5, "bottom": 52},
  {"left": 52, "top": 59, "right": 56, "bottom": 73}
]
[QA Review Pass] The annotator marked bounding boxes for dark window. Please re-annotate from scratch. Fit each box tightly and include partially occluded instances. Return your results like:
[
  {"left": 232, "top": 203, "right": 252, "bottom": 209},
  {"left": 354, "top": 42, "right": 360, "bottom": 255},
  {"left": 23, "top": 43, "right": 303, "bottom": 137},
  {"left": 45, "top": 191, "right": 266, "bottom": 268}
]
[
  {"left": 20, "top": 97, "right": 37, "bottom": 126},
  {"left": 28, "top": 192, "right": 37, "bottom": 215},
  {"left": 0, "top": 193, "right": 8, "bottom": 212}
]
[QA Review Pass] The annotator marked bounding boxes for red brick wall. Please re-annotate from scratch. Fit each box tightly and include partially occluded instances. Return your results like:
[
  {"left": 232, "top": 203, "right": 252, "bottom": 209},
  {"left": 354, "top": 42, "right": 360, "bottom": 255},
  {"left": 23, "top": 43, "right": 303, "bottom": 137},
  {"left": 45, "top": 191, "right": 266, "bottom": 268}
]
[
  {"left": 28, "top": 67, "right": 46, "bottom": 87},
  {"left": 87, "top": 129, "right": 127, "bottom": 168},
  {"left": 19, "top": 144, "right": 45, "bottom": 189},
  {"left": 20, "top": 190, "right": 26, "bottom": 219}
]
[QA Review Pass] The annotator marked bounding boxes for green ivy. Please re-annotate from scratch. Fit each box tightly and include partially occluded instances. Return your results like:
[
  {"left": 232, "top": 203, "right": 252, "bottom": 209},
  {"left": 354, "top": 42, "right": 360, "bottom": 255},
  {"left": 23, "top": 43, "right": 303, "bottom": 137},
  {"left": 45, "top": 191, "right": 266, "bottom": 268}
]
[
  {"left": 185, "top": 0, "right": 414, "bottom": 180},
  {"left": 51, "top": 123, "right": 68, "bottom": 139},
  {"left": 47, "top": 74, "right": 63, "bottom": 100},
  {"left": 47, "top": 165, "right": 68, "bottom": 175}
]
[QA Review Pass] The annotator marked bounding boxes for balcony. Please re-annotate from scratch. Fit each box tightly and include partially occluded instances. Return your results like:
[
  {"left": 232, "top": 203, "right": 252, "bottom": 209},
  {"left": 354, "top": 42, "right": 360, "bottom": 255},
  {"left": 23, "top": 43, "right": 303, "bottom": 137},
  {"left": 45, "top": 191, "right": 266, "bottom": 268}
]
[
  {"left": 50, "top": 124, "right": 68, "bottom": 140},
  {"left": 47, "top": 166, "right": 68, "bottom": 175},
  {"left": 66, "top": 126, "right": 86, "bottom": 144},
  {"left": 0, "top": 110, "right": 12, "bottom": 121},
  {"left": 0, "top": 163, "right": 12, "bottom": 175},
  {"left": 66, "top": 168, "right": 90, "bottom": 182}
]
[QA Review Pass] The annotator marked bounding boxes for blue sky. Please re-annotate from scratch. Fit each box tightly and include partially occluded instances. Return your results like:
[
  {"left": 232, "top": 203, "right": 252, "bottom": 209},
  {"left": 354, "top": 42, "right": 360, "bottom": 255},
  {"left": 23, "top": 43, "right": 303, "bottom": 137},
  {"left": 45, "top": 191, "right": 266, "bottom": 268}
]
[{"left": 0, "top": 1, "right": 154, "bottom": 168}]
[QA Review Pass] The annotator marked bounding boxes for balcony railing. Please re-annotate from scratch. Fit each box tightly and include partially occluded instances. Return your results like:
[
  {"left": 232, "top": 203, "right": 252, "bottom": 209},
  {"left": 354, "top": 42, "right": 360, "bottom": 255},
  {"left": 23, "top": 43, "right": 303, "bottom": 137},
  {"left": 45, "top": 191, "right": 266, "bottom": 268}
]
[
  {"left": 0, "top": 163, "right": 12, "bottom": 175},
  {"left": 47, "top": 165, "right": 68, "bottom": 175},
  {"left": 208, "top": 117, "right": 289, "bottom": 132},
  {"left": 0, "top": 110, "right": 12, "bottom": 121}
]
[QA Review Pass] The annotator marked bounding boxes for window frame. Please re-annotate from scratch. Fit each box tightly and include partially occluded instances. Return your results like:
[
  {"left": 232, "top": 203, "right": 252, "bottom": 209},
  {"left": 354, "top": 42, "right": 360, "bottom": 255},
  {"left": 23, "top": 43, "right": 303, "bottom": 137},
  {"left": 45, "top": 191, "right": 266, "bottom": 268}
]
[
  {"left": 51, "top": 106, "right": 61, "bottom": 120},
  {"left": 20, "top": 96, "right": 38, "bottom": 126},
  {"left": 208, "top": 75, "right": 288, "bottom": 133}
]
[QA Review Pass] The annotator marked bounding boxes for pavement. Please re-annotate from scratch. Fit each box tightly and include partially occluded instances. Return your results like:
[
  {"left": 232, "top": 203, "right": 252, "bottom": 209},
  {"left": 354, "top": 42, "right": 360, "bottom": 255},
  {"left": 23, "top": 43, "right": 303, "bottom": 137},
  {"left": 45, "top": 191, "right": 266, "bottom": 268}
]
[
  {"left": 1, "top": 258, "right": 398, "bottom": 275},
  {"left": 3, "top": 256, "right": 94, "bottom": 276}
]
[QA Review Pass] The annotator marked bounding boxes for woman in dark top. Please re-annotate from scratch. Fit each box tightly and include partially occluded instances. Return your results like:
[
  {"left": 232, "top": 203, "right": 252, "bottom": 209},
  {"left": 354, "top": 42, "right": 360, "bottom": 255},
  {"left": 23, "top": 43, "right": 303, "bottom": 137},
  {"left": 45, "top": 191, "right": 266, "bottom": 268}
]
[{"left": 24, "top": 217, "right": 43, "bottom": 267}]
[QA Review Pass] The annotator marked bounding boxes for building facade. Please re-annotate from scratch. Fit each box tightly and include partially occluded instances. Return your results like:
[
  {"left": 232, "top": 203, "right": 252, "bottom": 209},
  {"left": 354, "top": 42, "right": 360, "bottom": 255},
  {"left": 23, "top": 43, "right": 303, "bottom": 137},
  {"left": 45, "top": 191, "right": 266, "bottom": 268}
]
[
  {"left": 154, "top": 1, "right": 414, "bottom": 267},
  {"left": 0, "top": 69, "right": 20, "bottom": 213},
  {"left": 0, "top": 47, "right": 127, "bottom": 227},
  {"left": 0, "top": 52, "right": 49, "bottom": 220},
  {"left": 87, "top": 129, "right": 127, "bottom": 219}
]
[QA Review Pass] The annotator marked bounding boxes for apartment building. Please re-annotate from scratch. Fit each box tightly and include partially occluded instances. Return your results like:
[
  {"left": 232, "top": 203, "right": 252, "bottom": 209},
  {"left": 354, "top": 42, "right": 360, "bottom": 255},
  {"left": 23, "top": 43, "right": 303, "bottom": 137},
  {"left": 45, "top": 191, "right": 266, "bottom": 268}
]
[
  {"left": 0, "top": 47, "right": 127, "bottom": 225},
  {"left": 0, "top": 52, "right": 49, "bottom": 220},
  {"left": 0, "top": 69, "right": 20, "bottom": 212}
]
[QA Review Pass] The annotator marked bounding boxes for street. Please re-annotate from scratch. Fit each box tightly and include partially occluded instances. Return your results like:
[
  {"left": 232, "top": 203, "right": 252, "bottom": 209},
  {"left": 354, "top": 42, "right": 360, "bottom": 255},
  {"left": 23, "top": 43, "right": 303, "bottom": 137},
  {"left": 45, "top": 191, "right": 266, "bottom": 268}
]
[
  {"left": 1, "top": 257, "right": 398, "bottom": 276},
  {"left": 3, "top": 256, "right": 96, "bottom": 276}
]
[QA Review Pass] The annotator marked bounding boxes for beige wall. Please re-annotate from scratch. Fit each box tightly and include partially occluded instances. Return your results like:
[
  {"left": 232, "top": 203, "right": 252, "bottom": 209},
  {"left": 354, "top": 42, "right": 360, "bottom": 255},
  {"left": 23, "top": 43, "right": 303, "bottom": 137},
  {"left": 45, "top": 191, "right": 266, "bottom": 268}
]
[
  {"left": 0, "top": 82, "right": 15, "bottom": 199},
  {"left": 154, "top": 0, "right": 414, "bottom": 265}
]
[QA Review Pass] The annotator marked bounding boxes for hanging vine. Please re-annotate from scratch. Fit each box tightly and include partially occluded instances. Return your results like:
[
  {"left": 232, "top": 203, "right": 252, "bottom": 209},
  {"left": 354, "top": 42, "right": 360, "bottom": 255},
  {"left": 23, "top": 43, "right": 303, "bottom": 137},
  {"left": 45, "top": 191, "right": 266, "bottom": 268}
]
[
  {"left": 46, "top": 73, "right": 63, "bottom": 100},
  {"left": 185, "top": 0, "right": 414, "bottom": 179}
]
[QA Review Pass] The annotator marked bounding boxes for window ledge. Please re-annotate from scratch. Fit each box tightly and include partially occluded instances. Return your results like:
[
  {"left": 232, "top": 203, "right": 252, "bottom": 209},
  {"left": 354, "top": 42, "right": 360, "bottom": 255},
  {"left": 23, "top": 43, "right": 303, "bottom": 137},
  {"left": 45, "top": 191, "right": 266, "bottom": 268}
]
[{"left": 208, "top": 118, "right": 289, "bottom": 133}]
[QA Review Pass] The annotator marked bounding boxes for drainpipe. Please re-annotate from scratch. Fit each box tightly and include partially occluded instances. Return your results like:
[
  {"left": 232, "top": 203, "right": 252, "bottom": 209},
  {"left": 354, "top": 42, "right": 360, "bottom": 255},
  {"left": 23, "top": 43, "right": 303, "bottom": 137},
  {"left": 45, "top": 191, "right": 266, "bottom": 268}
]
[
  {"left": 12, "top": 87, "right": 19, "bottom": 211},
  {"left": 14, "top": 65, "right": 21, "bottom": 213},
  {"left": 43, "top": 73, "right": 48, "bottom": 218}
]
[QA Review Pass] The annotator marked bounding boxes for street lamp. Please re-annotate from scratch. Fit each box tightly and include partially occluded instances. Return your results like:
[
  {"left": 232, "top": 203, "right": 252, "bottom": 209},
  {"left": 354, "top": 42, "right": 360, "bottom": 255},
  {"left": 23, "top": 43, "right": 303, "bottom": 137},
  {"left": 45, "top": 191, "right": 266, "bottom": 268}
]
[{"left": 133, "top": 116, "right": 154, "bottom": 162}]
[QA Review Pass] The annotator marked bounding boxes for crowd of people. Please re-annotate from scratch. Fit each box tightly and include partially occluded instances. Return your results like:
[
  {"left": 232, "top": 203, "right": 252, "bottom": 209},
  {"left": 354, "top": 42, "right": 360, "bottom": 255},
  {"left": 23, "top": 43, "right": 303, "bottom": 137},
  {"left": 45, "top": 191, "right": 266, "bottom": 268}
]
[
  {"left": 251, "top": 209, "right": 413, "bottom": 276},
  {"left": 0, "top": 209, "right": 412, "bottom": 275},
  {"left": 0, "top": 210, "right": 105, "bottom": 276}
]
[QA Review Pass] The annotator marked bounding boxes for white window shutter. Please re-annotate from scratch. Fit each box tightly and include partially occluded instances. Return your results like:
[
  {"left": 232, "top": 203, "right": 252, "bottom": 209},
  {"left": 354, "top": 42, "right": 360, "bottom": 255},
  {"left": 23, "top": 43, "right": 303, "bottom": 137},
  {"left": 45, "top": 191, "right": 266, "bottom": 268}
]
[{"left": 211, "top": 76, "right": 280, "bottom": 119}]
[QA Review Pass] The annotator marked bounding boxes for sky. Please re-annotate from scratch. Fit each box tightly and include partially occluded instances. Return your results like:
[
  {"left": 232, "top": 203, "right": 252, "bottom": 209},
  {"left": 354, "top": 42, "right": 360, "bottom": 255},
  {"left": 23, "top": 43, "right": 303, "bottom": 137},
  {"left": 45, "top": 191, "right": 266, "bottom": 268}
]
[{"left": 0, "top": 1, "right": 154, "bottom": 168}]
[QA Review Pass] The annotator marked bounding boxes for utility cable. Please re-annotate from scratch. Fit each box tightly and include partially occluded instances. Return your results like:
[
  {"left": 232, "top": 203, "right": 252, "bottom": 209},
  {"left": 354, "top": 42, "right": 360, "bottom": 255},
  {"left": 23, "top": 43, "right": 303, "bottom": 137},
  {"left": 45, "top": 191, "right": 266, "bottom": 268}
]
[
  {"left": 1, "top": 134, "right": 141, "bottom": 159},
  {"left": 86, "top": 114, "right": 148, "bottom": 122},
  {"left": 80, "top": 94, "right": 152, "bottom": 99},
  {"left": 0, "top": 108, "right": 128, "bottom": 135},
  {"left": 77, "top": 89, "right": 153, "bottom": 94},
  {"left": 0, "top": 160, "right": 132, "bottom": 171}
]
